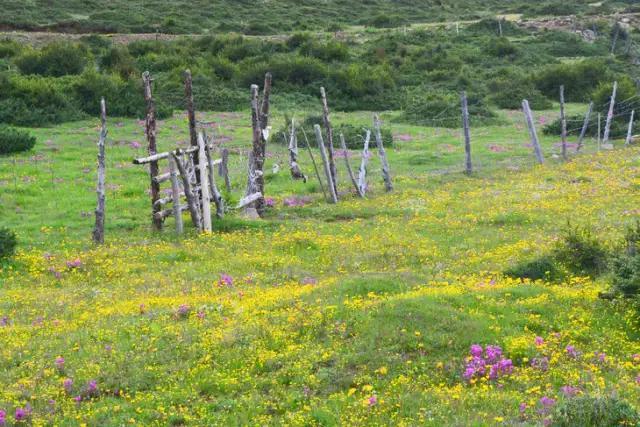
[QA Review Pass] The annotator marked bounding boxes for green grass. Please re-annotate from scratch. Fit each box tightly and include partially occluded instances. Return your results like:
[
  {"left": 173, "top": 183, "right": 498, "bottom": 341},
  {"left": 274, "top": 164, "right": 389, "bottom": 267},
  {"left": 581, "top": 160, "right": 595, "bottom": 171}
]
[{"left": 1, "top": 105, "right": 640, "bottom": 425}]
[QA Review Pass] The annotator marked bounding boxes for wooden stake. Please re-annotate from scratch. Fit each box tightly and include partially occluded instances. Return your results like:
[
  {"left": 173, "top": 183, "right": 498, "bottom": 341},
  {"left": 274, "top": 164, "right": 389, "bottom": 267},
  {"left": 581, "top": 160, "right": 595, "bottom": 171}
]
[
  {"left": 320, "top": 87, "right": 338, "bottom": 196},
  {"left": 560, "top": 85, "right": 568, "bottom": 161},
  {"left": 522, "top": 100, "right": 544, "bottom": 164},
  {"left": 357, "top": 130, "right": 371, "bottom": 197},
  {"left": 205, "top": 140, "right": 224, "bottom": 218},
  {"left": 220, "top": 148, "right": 231, "bottom": 192},
  {"left": 168, "top": 156, "right": 184, "bottom": 234},
  {"left": 314, "top": 124, "right": 338, "bottom": 203},
  {"left": 373, "top": 115, "right": 393, "bottom": 191},
  {"left": 577, "top": 101, "right": 593, "bottom": 152},
  {"left": 92, "top": 97, "right": 107, "bottom": 244},
  {"left": 288, "top": 119, "right": 306, "bottom": 182},
  {"left": 300, "top": 125, "right": 327, "bottom": 201},
  {"left": 339, "top": 133, "right": 363, "bottom": 197},
  {"left": 245, "top": 84, "right": 264, "bottom": 213},
  {"left": 461, "top": 91, "right": 472, "bottom": 174},
  {"left": 255, "top": 72, "right": 272, "bottom": 215},
  {"left": 603, "top": 81, "right": 618, "bottom": 145},
  {"left": 171, "top": 152, "right": 202, "bottom": 231},
  {"left": 198, "top": 133, "right": 212, "bottom": 232},
  {"left": 142, "top": 71, "right": 163, "bottom": 230},
  {"left": 626, "top": 110, "right": 635, "bottom": 146}
]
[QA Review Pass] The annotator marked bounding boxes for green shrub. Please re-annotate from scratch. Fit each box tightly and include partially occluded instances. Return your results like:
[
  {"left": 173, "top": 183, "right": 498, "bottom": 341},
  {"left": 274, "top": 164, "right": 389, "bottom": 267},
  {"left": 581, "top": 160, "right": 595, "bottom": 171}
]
[
  {"left": 398, "top": 89, "right": 496, "bottom": 127},
  {"left": 610, "top": 221, "right": 640, "bottom": 297},
  {"left": 553, "top": 224, "right": 609, "bottom": 277},
  {"left": 535, "top": 59, "right": 610, "bottom": 102},
  {"left": 0, "top": 126, "right": 36, "bottom": 154},
  {"left": 543, "top": 114, "right": 634, "bottom": 139},
  {"left": 551, "top": 395, "right": 639, "bottom": 427},
  {"left": 504, "top": 256, "right": 561, "bottom": 281},
  {"left": 0, "top": 227, "right": 17, "bottom": 261},
  {"left": 488, "top": 74, "right": 552, "bottom": 110},
  {"left": 15, "top": 42, "right": 89, "bottom": 77}
]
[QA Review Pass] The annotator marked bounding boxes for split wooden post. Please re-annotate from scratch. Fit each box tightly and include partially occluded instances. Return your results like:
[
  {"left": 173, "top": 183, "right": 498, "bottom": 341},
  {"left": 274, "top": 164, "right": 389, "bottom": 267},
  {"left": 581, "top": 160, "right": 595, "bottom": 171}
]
[
  {"left": 288, "top": 119, "right": 306, "bottom": 182},
  {"left": 220, "top": 148, "right": 231, "bottom": 192},
  {"left": 245, "top": 84, "right": 264, "bottom": 213},
  {"left": 522, "top": 100, "right": 545, "bottom": 164},
  {"left": 197, "top": 132, "right": 212, "bottom": 232},
  {"left": 339, "top": 133, "right": 363, "bottom": 197},
  {"left": 603, "top": 81, "right": 618, "bottom": 145},
  {"left": 314, "top": 124, "right": 338, "bottom": 203},
  {"left": 357, "top": 130, "right": 371, "bottom": 197},
  {"left": 461, "top": 91, "right": 472, "bottom": 174},
  {"left": 92, "top": 97, "right": 107, "bottom": 244},
  {"left": 142, "top": 71, "right": 163, "bottom": 230},
  {"left": 320, "top": 87, "right": 338, "bottom": 196},
  {"left": 168, "top": 156, "right": 184, "bottom": 234},
  {"left": 625, "top": 110, "right": 635, "bottom": 146},
  {"left": 577, "top": 101, "right": 593, "bottom": 152},
  {"left": 300, "top": 125, "right": 327, "bottom": 201},
  {"left": 373, "top": 115, "right": 393, "bottom": 192},
  {"left": 255, "top": 72, "right": 272, "bottom": 215},
  {"left": 205, "top": 140, "right": 224, "bottom": 218},
  {"left": 559, "top": 85, "right": 568, "bottom": 160},
  {"left": 171, "top": 152, "right": 202, "bottom": 231}
]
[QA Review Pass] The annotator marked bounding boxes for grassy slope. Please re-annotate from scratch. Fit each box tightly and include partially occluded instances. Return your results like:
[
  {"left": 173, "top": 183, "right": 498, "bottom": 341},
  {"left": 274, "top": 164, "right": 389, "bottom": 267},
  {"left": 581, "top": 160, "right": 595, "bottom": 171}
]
[
  {"left": 1, "top": 105, "right": 640, "bottom": 424},
  {"left": 1, "top": 0, "right": 604, "bottom": 34}
]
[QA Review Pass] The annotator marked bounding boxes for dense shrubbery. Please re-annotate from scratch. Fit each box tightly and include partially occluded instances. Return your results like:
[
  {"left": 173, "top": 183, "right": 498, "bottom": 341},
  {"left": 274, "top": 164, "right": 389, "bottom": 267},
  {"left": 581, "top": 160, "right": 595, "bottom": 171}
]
[
  {"left": 398, "top": 89, "right": 496, "bottom": 127},
  {"left": 16, "top": 42, "right": 89, "bottom": 77},
  {"left": 610, "top": 222, "right": 640, "bottom": 298},
  {"left": 504, "top": 256, "right": 561, "bottom": 281},
  {"left": 0, "top": 126, "right": 36, "bottom": 154},
  {"left": 0, "top": 227, "right": 17, "bottom": 261},
  {"left": 534, "top": 59, "right": 611, "bottom": 102},
  {"left": 551, "top": 395, "right": 639, "bottom": 427}
]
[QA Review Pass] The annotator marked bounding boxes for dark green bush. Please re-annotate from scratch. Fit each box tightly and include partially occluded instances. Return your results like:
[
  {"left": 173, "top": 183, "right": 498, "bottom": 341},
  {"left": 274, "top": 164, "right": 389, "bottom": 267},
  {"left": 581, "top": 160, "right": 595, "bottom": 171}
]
[
  {"left": 610, "top": 221, "right": 640, "bottom": 297},
  {"left": 504, "top": 256, "right": 561, "bottom": 281},
  {"left": 535, "top": 59, "right": 610, "bottom": 102},
  {"left": 551, "top": 395, "right": 639, "bottom": 427},
  {"left": 398, "top": 89, "right": 496, "bottom": 127},
  {"left": 0, "top": 227, "right": 17, "bottom": 261},
  {"left": 488, "top": 73, "right": 552, "bottom": 110},
  {"left": 16, "top": 42, "right": 89, "bottom": 77},
  {"left": 0, "top": 126, "right": 36, "bottom": 154},
  {"left": 553, "top": 224, "right": 609, "bottom": 278}
]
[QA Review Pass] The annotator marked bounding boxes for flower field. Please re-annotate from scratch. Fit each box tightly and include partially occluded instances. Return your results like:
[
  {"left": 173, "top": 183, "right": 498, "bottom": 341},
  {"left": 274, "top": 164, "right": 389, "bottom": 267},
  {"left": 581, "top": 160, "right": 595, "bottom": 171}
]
[{"left": 1, "top": 107, "right": 640, "bottom": 425}]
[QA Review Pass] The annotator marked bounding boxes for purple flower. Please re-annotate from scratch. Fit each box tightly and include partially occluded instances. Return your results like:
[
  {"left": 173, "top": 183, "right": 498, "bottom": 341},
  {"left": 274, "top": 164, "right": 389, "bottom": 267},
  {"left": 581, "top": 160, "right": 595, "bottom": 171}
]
[
  {"left": 470, "top": 344, "right": 483, "bottom": 358},
  {"left": 519, "top": 402, "right": 527, "bottom": 414},
  {"left": 14, "top": 407, "right": 29, "bottom": 421},
  {"left": 63, "top": 378, "right": 73, "bottom": 393},
  {"left": 175, "top": 304, "right": 191, "bottom": 319},
  {"left": 368, "top": 395, "right": 378, "bottom": 406},
  {"left": 65, "top": 258, "right": 82, "bottom": 269},
  {"left": 531, "top": 356, "right": 549, "bottom": 371},
  {"left": 0, "top": 316, "right": 7, "bottom": 327},
  {"left": 561, "top": 385, "right": 579, "bottom": 397},
  {"left": 264, "top": 197, "right": 275, "bottom": 207},
  {"left": 73, "top": 395, "right": 82, "bottom": 403},
  {"left": 539, "top": 396, "right": 556, "bottom": 414},
  {"left": 485, "top": 345, "right": 502, "bottom": 363},
  {"left": 635, "top": 374, "right": 640, "bottom": 385},
  {"left": 566, "top": 345, "right": 578, "bottom": 359},
  {"left": 87, "top": 380, "right": 97, "bottom": 394},
  {"left": 130, "top": 141, "right": 141, "bottom": 149},
  {"left": 0, "top": 410, "right": 5, "bottom": 426},
  {"left": 219, "top": 273, "right": 233, "bottom": 287},
  {"left": 55, "top": 356, "right": 65, "bottom": 370},
  {"left": 301, "top": 276, "right": 318, "bottom": 286},
  {"left": 595, "top": 352, "right": 606, "bottom": 363},
  {"left": 197, "top": 311, "right": 206, "bottom": 320},
  {"left": 535, "top": 336, "right": 544, "bottom": 346}
]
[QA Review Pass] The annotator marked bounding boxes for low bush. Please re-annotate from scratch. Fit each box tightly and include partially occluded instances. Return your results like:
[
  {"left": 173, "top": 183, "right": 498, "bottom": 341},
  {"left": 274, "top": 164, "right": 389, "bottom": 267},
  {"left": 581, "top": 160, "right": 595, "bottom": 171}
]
[
  {"left": 551, "top": 395, "right": 639, "bottom": 427},
  {"left": 0, "top": 126, "right": 36, "bottom": 154},
  {"left": 552, "top": 224, "right": 609, "bottom": 278},
  {"left": 534, "top": 59, "right": 611, "bottom": 102},
  {"left": 504, "top": 256, "right": 561, "bottom": 281},
  {"left": 0, "top": 227, "right": 17, "bottom": 261},
  {"left": 610, "top": 221, "right": 640, "bottom": 297},
  {"left": 15, "top": 42, "right": 89, "bottom": 77},
  {"left": 398, "top": 89, "right": 496, "bottom": 127}
]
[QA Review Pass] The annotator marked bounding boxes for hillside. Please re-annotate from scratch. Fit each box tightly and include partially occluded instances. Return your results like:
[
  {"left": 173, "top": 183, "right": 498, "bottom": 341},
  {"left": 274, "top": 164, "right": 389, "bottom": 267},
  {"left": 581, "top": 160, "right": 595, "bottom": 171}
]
[{"left": 2, "top": 0, "right": 634, "bottom": 34}]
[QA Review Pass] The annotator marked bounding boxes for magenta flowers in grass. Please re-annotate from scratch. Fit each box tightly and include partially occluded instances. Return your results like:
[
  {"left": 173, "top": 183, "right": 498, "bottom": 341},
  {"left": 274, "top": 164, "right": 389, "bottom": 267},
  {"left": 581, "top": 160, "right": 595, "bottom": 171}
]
[{"left": 463, "top": 344, "right": 513, "bottom": 382}]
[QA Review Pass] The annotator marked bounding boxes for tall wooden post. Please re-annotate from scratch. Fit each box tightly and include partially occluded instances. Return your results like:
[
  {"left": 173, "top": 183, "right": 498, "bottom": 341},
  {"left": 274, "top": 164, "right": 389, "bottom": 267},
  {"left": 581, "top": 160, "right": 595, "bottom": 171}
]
[
  {"left": 626, "top": 110, "right": 635, "bottom": 146},
  {"left": 205, "top": 141, "right": 224, "bottom": 218},
  {"left": 357, "top": 130, "right": 371, "bottom": 197},
  {"left": 339, "top": 133, "right": 362, "bottom": 197},
  {"left": 461, "top": 91, "right": 472, "bottom": 174},
  {"left": 255, "top": 73, "right": 272, "bottom": 215},
  {"left": 522, "top": 100, "right": 544, "bottom": 164},
  {"left": 198, "top": 133, "right": 212, "bottom": 232},
  {"left": 560, "top": 85, "right": 568, "bottom": 161},
  {"left": 220, "top": 148, "right": 231, "bottom": 192},
  {"left": 168, "top": 156, "right": 184, "bottom": 235},
  {"left": 245, "top": 84, "right": 263, "bottom": 211},
  {"left": 288, "top": 119, "right": 306, "bottom": 181},
  {"left": 320, "top": 87, "right": 338, "bottom": 196},
  {"left": 92, "top": 97, "right": 107, "bottom": 244},
  {"left": 171, "top": 153, "right": 202, "bottom": 231},
  {"left": 603, "top": 81, "right": 618, "bottom": 145},
  {"left": 577, "top": 101, "right": 593, "bottom": 152},
  {"left": 314, "top": 124, "right": 338, "bottom": 204},
  {"left": 143, "top": 71, "right": 163, "bottom": 230},
  {"left": 374, "top": 115, "right": 393, "bottom": 192}
]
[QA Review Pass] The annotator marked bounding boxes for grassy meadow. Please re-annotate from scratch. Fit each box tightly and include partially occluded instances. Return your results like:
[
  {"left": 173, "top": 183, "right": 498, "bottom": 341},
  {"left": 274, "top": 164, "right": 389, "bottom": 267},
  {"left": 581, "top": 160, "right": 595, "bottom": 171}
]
[{"left": 1, "top": 102, "right": 640, "bottom": 425}]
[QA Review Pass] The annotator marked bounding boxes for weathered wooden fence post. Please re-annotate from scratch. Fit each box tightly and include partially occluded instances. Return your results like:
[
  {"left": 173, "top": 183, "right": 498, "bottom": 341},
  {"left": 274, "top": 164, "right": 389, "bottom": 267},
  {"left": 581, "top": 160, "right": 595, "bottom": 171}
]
[
  {"left": 559, "top": 85, "right": 568, "bottom": 160},
  {"left": 205, "top": 141, "right": 224, "bottom": 218},
  {"left": 300, "top": 126, "right": 327, "bottom": 201},
  {"left": 461, "top": 91, "right": 472, "bottom": 174},
  {"left": 626, "top": 110, "right": 635, "bottom": 146},
  {"left": 357, "top": 130, "right": 371, "bottom": 197},
  {"left": 184, "top": 70, "right": 198, "bottom": 148},
  {"left": 603, "top": 81, "right": 618, "bottom": 145},
  {"left": 320, "top": 87, "right": 338, "bottom": 196},
  {"left": 198, "top": 132, "right": 212, "bottom": 232},
  {"left": 522, "top": 100, "right": 545, "bottom": 164},
  {"left": 220, "top": 148, "right": 231, "bottom": 192},
  {"left": 256, "top": 72, "right": 272, "bottom": 215},
  {"left": 92, "top": 97, "right": 107, "bottom": 244},
  {"left": 314, "top": 124, "right": 338, "bottom": 203},
  {"left": 577, "top": 101, "right": 593, "bottom": 152},
  {"left": 245, "top": 84, "right": 263, "bottom": 215},
  {"left": 373, "top": 115, "right": 393, "bottom": 192},
  {"left": 171, "top": 152, "right": 202, "bottom": 231},
  {"left": 168, "top": 156, "right": 184, "bottom": 234},
  {"left": 142, "top": 71, "right": 163, "bottom": 230},
  {"left": 339, "top": 133, "right": 363, "bottom": 197},
  {"left": 288, "top": 119, "right": 306, "bottom": 182}
]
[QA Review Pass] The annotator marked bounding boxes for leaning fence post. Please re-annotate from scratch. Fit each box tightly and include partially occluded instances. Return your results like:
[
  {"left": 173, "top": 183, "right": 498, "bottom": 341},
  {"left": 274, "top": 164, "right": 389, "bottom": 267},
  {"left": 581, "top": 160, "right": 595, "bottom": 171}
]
[
  {"left": 142, "top": 71, "right": 163, "bottom": 230},
  {"left": 373, "top": 115, "right": 393, "bottom": 192},
  {"left": 577, "top": 101, "right": 593, "bottom": 152},
  {"left": 92, "top": 97, "right": 107, "bottom": 244},
  {"left": 522, "top": 100, "right": 544, "bottom": 164},
  {"left": 603, "top": 81, "right": 618, "bottom": 145},
  {"left": 171, "top": 152, "right": 202, "bottom": 231},
  {"left": 198, "top": 133, "right": 212, "bottom": 232},
  {"left": 461, "top": 91, "right": 472, "bottom": 174},
  {"left": 320, "top": 87, "right": 338, "bottom": 196},
  {"left": 559, "top": 85, "right": 568, "bottom": 161},
  {"left": 314, "top": 124, "right": 338, "bottom": 203},
  {"left": 625, "top": 110, "right": 635, "bottom": 146},
  {"left": 357, "top": 130, "right": 371, "bottom": 197},
  {"left": 339, "top": 133, "right": 363, "bottom": 197},
  {"left": 168, "top": 156, "right": 184, "bottom": 235}
]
